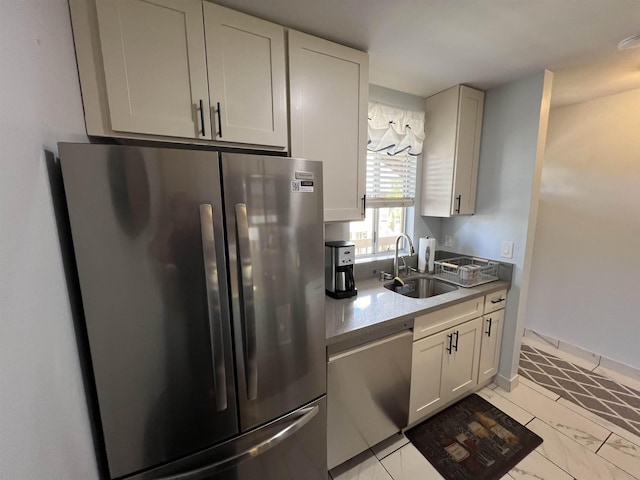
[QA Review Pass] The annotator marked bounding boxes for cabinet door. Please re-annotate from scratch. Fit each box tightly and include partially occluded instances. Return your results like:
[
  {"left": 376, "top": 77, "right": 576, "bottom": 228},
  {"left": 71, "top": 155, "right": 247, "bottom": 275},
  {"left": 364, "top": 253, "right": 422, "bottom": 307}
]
[
  {"left": 408, "top": 331, "right": 447, "bottom": 425},
  {"left": 95, "top": 0, "right": 210, "bottom": 139},
  {"left": 421, "top": 86, "right": 459, "bottom": 217},
  {"left": 443, "top": 317, "right": 482, "bottom": 399},
  {"left": 204, "top": 3, "right": 287, "bottom": 147},
  {"left": 452, "top": 86, "right": 484, "bottom": 215},
  {"left": 421, "top": 85, "right": 484, "bottom": 217},
  {"left": 478, "top": 309, "right": 505, "bottom": 384},
  {"left": 288, "top": 30, "right": 368, "bottom": 222}
]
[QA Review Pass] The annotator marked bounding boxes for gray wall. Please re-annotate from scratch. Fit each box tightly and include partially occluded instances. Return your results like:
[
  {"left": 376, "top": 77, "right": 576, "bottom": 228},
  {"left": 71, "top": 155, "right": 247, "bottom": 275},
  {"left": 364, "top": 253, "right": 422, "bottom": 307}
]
[
  {"left": 326, "top": 84, "right": 441, "bottom": 272},
  {"left": 440, "top": 71, "right": 553, "bottom": 386},
  {"left": 525, "top": 87, "right": 640, "bottom": 369},
  {"left": 0, "top": 1, "right": 99, "bottom": 478}
]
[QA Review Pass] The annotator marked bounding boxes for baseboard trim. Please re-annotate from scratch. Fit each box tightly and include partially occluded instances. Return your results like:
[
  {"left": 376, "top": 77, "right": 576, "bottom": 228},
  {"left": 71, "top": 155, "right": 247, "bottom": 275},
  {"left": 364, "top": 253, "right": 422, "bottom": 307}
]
[
  {"left": 523, "top": 328, "right": 640, "bottom": 382},
  {"left": 495, "top": 373, "right": 519, "bottom": 392}
]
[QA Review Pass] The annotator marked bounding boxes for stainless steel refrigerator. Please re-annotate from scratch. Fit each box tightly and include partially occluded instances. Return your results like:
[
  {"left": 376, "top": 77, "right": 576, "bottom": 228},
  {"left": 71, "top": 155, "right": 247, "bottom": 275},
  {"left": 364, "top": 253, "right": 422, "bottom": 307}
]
[{"left": 59, "top": 143, "right": 326, "bottom": 480}]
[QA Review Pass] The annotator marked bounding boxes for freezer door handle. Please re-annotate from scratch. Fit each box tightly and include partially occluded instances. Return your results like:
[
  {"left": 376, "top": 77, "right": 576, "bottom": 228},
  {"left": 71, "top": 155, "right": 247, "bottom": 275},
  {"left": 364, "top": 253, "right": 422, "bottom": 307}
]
[
  {"left": 235, "top": 203, "right": 258, "bottom": 400},
  {"left": 199, "top": 204, "right": 228, "bottom": 411},
  {"left": 159, "top": 404, "right": 319, "bottom": 479}
]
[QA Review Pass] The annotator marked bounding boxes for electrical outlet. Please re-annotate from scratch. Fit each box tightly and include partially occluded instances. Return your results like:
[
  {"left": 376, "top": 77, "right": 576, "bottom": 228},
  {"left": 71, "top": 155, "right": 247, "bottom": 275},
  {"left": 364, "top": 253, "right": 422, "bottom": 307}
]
[
  {"left": 444, "top": 235, "right": 453, "bottom": 247},
  {"left": 501, "top": 241, "right": 514, "bottom": 258}
]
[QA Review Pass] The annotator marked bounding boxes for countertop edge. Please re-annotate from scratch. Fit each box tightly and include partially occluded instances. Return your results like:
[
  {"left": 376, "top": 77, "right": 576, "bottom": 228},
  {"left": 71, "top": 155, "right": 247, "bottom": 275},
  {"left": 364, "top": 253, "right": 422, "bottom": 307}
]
[{"left": 325, "top": 277, "right": 510, "bottom": 349}]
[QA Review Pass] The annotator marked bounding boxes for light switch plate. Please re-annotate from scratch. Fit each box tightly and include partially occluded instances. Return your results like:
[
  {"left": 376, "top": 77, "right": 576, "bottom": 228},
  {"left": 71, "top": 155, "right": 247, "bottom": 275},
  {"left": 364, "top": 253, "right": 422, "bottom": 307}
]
[{"left": 501, "top": 241, "right": 514, "bottom": 258}]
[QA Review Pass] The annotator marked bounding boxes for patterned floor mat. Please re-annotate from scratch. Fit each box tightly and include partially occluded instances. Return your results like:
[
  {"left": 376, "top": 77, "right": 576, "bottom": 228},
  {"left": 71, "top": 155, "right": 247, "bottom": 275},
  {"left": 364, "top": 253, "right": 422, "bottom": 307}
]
[
  {"left": 519, "top": 343, "right": 640, "bottom": 438},
  {"left": 405, "top": 393, "right": 542, "bottom": 480}
]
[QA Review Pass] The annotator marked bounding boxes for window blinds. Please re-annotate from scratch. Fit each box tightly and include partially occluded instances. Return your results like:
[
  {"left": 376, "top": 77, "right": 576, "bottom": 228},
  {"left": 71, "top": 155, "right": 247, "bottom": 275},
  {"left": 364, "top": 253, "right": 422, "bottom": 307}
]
[
  {"left": 366, "top": 103, "right": 424, "bottom": 207},
  {"left": 365, "top": 151, "right": 417, "bottom": 207}
]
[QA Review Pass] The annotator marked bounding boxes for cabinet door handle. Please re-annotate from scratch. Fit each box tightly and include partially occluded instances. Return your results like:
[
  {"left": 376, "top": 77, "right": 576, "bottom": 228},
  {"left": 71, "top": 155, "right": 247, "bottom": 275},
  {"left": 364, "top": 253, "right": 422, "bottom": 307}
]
[
  {"left": 446, "top": 333, "right": 453, "bottom": 354},
  {"left": 455, "top": 194, "right": 462, "bottom": 214},
  {"left": 199, "top": 99, "right": 206, "bottom": 137},
  {"left": 486, "top": 317, "right": 492, "bottom": 337},
  {"left": 453, "top": 330, "right": 459, "bottom": 352},
  {"left": 490, "top": 298, "right": 505, "bottom": 304},
  {"left": 215, "top": 101, "right": 223, "bottom": 138},
  {"left": 361, "top": 195, "right": 366, "bottom": 218}
]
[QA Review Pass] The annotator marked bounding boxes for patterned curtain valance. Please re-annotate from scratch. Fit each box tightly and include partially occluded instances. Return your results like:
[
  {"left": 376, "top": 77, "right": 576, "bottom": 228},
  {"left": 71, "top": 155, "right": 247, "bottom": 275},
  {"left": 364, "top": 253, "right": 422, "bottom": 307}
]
[{"left": 367, "top": 103, "right": 425, "bottom": 156}]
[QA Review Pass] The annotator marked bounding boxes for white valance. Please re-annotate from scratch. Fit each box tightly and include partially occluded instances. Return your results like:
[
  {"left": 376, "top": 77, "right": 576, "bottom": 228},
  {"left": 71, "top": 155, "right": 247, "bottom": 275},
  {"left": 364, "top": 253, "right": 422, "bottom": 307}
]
[{"left": 367, "top": 103, "right": 425, "bottom": 156}]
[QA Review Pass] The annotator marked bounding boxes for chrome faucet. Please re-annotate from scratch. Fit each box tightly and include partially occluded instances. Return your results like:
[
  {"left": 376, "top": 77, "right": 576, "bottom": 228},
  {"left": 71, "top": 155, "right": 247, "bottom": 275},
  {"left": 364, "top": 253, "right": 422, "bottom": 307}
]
[{"left": 394, "top": 234, "right": 415, "bottom": 278}]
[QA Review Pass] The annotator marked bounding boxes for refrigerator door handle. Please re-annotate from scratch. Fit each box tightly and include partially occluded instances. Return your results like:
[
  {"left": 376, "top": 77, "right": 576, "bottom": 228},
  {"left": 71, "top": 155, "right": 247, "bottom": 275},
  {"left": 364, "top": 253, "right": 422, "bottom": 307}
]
[
  {"left": 235, "top": 203, "right": 258, "bottom": 400},
  {"left": 159, "top": 404, "right": 319, "bottom": 480},
  {"left": 199, "top": 204, "right": 228, "bottom": 412}
]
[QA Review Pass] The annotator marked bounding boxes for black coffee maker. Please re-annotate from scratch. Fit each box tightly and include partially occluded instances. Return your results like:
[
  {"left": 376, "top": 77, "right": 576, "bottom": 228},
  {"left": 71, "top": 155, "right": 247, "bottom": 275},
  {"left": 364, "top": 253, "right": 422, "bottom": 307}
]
[{"left": 325, "top": 241, "right": 357, "bottom": 299}]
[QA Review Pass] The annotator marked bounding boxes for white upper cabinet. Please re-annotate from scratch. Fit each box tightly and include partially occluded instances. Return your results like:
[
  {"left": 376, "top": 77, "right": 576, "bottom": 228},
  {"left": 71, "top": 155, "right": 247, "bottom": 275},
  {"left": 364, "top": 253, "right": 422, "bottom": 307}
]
[
  {"left": 95, "top": 0, "right": 210, "bottom": 139},
  {"left": 288, "top": 30, "right": 368, "bottom": 222},
  {"left": 421, "top": 85, "right": 484, "bottom": 217},
  {"left": 203, "top": 3, "right": 287, "bottom": 147},
  {"left": 72, "top": 0, "right": 287, "bottom": 148}
]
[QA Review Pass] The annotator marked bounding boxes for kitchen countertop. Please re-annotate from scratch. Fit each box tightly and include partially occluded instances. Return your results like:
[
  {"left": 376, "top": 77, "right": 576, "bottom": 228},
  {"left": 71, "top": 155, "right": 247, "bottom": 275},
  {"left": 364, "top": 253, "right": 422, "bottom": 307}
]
[{"left": 326, "top": 275, "right": 510, "bottom": 349}]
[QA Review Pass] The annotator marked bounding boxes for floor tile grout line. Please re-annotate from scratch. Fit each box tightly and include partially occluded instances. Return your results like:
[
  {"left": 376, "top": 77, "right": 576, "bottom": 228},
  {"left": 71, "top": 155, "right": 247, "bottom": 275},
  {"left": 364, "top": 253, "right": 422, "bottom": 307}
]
[
  {"left": 594, "top": 432, "right": 640, "bottom": 480},
  {"left": 378, "top": 454, "right": 394, "bottom": 480},
  {"left": 374, "top": 441, "right": 408, "bottom": 462},
  {"left": 595, "top": 431, "right": 612, "bottom": 455},
  {"left": 531, "top": 416, "right": 635, "bottom": 476},
  {"left": 524, "top": 416, "right": 581, "bottom": 479}
]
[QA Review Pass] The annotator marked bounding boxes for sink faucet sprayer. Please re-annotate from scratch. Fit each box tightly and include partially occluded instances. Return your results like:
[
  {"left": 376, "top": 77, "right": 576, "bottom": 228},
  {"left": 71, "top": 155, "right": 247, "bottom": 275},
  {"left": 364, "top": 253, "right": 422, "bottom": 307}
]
[{"left": 394, "top": 234, "right": 415, "bottom": 278}]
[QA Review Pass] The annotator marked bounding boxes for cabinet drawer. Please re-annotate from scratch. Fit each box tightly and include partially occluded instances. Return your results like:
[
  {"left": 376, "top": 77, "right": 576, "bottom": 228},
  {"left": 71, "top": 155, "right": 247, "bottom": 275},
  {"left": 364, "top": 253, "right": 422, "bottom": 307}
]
[
  {"left": 484, "top": 289, "right": 507, "bottom": 314},
  {"left": 414, "top": 297, "right": 483, "bottom": 341}
]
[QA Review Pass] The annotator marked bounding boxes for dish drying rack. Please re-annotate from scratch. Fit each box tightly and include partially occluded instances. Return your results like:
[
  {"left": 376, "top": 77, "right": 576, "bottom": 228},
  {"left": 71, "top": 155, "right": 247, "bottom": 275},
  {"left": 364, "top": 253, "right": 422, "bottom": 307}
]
[{"left": 433, "top": 257, "right": 499, "bottom": 287}]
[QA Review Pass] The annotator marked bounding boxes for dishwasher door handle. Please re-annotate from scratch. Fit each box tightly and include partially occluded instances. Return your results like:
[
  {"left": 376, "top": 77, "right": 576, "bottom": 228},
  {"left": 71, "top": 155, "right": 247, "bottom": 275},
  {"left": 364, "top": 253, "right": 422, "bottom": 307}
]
[{"left": 328, "top": 330, "right": 413, "bottom": 362}]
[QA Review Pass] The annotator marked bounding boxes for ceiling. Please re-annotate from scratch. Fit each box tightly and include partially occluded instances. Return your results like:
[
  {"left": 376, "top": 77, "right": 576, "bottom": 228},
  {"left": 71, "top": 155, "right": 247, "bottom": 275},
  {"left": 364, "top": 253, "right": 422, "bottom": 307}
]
[{"left": 212, "top": 0, "right": 640, "bottom": 107}]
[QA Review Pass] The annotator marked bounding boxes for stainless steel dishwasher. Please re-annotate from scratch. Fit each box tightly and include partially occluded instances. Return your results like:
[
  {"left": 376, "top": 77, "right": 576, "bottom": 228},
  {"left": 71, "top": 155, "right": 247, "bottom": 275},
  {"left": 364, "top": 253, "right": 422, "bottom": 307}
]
[{"left": 327, "top": 330, "right": 412, "bottom": 469}]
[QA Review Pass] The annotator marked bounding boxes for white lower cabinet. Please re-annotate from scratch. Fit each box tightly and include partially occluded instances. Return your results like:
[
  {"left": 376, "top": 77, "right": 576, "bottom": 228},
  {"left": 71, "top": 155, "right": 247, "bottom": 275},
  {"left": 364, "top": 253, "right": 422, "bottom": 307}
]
[
  {"left": 408, "top": 291, "right": 507, "bottom": 426},
  {"left": 478, "top": 308, "right": 505, "bottom": 384},
  {"left": 409, "top": 316, "right": 483, "bottom": 425}
]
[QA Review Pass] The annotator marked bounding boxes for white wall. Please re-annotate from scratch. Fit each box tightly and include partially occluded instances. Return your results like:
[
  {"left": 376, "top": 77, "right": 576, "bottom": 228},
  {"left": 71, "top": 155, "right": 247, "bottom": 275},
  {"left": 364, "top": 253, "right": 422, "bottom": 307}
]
[
  {"left": 0, "top": 1, "right": 99, "bottom": 478},
  {"left": 525, "top": 88, "right": 640, "bottom": 368},
  {"left": 440, "top": 70, "right": 553, "bottom": 386}
]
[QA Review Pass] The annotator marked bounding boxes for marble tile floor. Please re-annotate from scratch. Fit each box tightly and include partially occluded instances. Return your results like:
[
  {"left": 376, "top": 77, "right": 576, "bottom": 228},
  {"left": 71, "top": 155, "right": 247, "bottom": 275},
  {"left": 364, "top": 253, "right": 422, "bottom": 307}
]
[{"left": 329, "top": 337, "right": 640, "bottom": 480}]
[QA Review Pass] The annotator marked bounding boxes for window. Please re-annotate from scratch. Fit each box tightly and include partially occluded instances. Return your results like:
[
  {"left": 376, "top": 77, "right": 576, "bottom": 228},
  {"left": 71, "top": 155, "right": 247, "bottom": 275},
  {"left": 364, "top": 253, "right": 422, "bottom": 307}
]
[
  {"left": 350, "top": 103, "right": 424, "bottom": 257},
  {"left": 350, "top": 206, "right": 407, "bottom": 255}
]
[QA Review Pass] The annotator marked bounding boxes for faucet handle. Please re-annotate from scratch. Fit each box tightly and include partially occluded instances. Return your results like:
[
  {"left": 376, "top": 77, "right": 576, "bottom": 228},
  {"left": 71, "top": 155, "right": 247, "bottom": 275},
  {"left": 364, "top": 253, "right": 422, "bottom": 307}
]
[{"left": 379, "top": 271, "right": 393, "bottom": 281}]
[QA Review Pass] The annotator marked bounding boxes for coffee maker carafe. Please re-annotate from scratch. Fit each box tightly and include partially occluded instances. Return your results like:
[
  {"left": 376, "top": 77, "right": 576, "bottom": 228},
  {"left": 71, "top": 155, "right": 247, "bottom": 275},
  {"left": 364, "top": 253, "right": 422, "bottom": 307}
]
[{"left": 325, "top": 241, "right": 357, "bottom": 299}]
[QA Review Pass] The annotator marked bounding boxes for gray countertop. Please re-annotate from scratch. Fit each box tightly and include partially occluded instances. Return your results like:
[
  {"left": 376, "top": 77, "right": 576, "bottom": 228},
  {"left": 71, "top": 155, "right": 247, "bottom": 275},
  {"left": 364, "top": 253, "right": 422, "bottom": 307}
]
[{"left": 326, "top": 276, "right": 510, "bottom": 349}]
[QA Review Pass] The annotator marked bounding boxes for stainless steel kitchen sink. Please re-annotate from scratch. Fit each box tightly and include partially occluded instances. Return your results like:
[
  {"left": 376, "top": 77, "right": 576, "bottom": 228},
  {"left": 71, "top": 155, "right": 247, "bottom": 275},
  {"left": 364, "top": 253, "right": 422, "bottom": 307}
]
[{"left": 384, "top": 276, "right": 458, "bottom": 298}]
